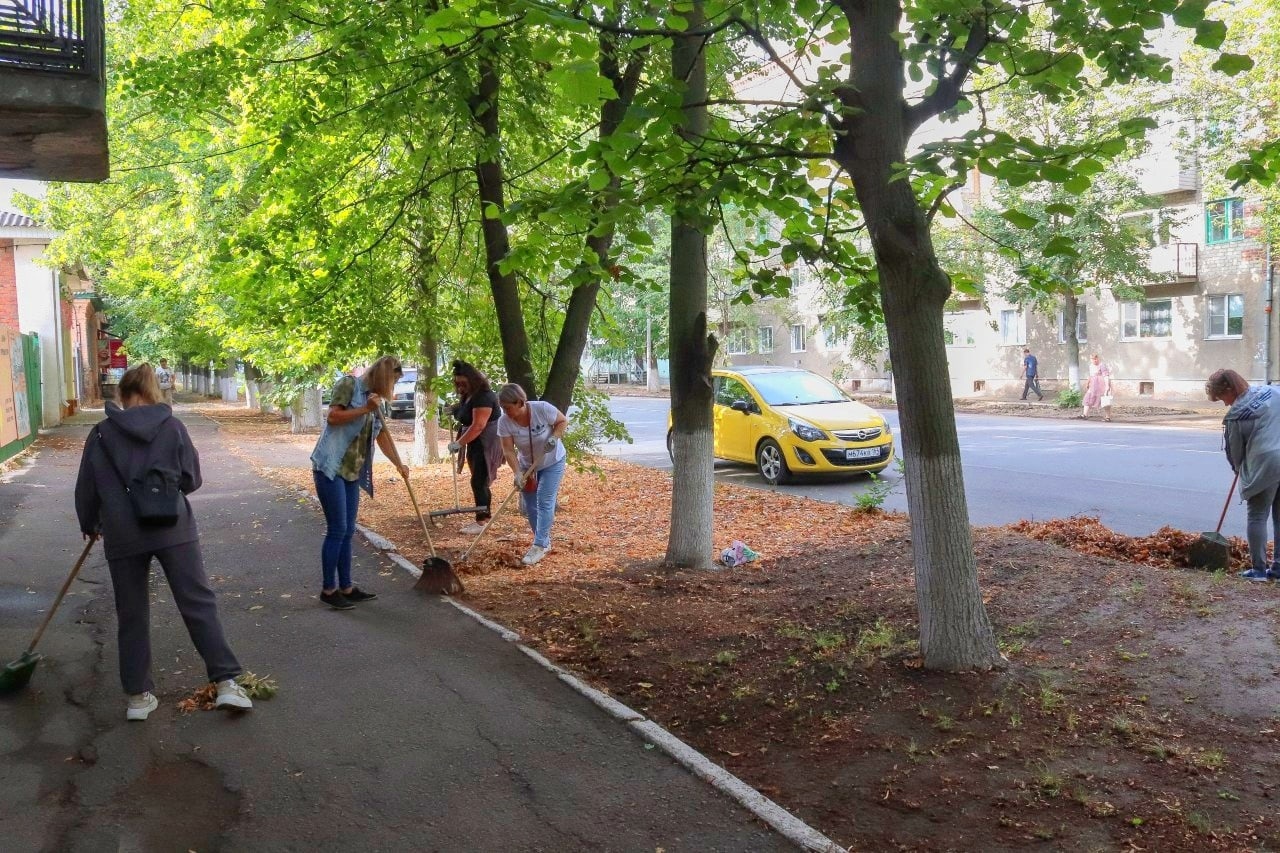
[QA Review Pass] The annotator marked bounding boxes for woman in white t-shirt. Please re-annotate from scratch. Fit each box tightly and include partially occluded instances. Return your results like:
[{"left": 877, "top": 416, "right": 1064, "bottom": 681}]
[{"left": 496, "top": 383, "right": 568, "bottom": 566}]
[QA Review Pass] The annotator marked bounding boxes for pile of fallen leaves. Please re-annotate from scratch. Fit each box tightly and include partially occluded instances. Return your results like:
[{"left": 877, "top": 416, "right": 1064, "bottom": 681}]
[
  {"left": 1008, "top": 515, "right": 1249, "bottom": 569},
  {"left": 177, "top": 672, "right": 279, "bottom": 713}
]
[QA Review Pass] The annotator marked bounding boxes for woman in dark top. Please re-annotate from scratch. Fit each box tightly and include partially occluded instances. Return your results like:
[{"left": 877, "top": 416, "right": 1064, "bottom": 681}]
[
  {"left": 447, "top": 360, "right": 504, "bottom": 535},
  {"left": 75, "top": 363, "right": 251, "bottom": 721}
]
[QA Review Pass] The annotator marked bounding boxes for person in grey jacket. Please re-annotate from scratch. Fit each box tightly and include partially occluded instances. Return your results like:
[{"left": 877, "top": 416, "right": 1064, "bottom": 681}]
[
  {"left": 75, "top": 363, "right": 251, "bottom": 720},
  {"left": 1207, "top": 368, "right": 1280, "bottom": 581}
]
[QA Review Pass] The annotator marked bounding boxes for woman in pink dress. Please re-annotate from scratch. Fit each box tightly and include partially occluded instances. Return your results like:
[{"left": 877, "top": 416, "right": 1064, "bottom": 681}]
[{"left": 1081, "top": 353, "right": 1113, "bottom": 421}]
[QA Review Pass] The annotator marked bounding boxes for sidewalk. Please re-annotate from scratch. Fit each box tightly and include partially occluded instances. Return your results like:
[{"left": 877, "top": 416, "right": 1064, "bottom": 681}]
[{"left": 0, "top": 409, "right": 793, "bottom": 851}]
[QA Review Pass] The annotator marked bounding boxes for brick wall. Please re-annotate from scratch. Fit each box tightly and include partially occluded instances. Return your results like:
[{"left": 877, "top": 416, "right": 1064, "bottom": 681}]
[{"left": 0, "top": 240, "right": 17, "bottom": 330}]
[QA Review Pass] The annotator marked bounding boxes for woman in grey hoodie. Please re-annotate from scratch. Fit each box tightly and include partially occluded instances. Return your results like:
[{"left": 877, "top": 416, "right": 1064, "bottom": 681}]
[
  {"left": 1207, "top": 368, "right": 1280, "bottom": 581},
  {"left": 75, "top": 363, "right": 251, "bottom": 720}
]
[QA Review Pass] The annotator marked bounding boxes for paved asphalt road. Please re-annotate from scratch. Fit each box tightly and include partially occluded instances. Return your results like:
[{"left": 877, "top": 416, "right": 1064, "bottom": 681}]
[{"left": 599, "top": 396, "right": 1242, "bottom": 538}]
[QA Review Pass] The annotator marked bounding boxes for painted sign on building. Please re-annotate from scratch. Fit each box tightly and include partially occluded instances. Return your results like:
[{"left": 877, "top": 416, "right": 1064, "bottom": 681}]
[{"left": 0, "top": 324, "right": 33, "bottom": 448}]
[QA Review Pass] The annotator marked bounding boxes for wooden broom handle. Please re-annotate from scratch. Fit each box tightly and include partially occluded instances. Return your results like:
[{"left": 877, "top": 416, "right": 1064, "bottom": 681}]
[
  {"left": 27, "top": 538, "right": 95, "bottom": 654},
  {"left": 1216, "top": 472, "right": 1239, "bottom": 535}
]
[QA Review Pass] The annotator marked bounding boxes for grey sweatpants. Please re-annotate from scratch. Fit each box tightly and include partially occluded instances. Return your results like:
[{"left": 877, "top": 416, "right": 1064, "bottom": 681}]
[
  {"left": 107, "top": 540, "right": 241, "bottom": 695},
  {"left": 1245, "top": 481, "right": 1280, "bottom": 571}
]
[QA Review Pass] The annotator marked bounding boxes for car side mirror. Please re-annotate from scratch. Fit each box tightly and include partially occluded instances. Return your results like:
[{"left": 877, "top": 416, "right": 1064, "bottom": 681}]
[{"left": 731, "top": 400, "right": 751, "bottom": 413}]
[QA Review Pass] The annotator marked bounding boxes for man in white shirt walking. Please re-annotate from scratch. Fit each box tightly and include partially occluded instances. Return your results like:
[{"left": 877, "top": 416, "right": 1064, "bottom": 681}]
[{"left": 156, "top": 358, "right": 175, "bottom": 405}]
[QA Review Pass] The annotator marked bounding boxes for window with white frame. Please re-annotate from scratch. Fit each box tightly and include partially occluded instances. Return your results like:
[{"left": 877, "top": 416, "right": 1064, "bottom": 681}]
[
  {"left": 757, "top": 326, "right": 774, "bottom": 353},
  {"left": 726, "top": 326, "right": 749, "bottom": 354},
  {"left": 1057, "top": 306, "right": 1088, "bottom": 343},
  {"left": 998, "top": 309, "right": 1025, "bottom": 346},
  {"left": 1206, "top": 294, "right": 1244, "bottom": 338},
  {"left": 944, "top": 313, "right": 976, "bottom": 347},
  {"left": 790, "top": 323, "right": 807, "bottom": 352},
  {"left": 821, "top": 323, "right": 847, "bottom": 350},
  {"left": 1121, "top": 299, "right": 1173, "bottom": 339}
]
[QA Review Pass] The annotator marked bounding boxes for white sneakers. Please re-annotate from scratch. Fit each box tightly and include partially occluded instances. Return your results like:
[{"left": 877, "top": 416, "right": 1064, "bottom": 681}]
[
  {"left": 215, "top": 679, "right": 253, "bottom": 711},
  {"left": 521, "top": 545, "right": 548, "bottom": 566},
  {"left": 126, "top": 692, "right": 159, "bottom": 721},
  {"left": 460, "top": 522, "right": 486, "bottom": 535},
  {"left": 126, "top": 680, "right": 252, "bottom": 721}
]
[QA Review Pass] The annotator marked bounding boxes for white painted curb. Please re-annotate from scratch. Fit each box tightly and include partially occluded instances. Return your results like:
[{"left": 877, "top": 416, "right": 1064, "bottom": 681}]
[
  {"left": 446, "top": 599, "right": 520, "bottom": 642},
  {"left": 629, "top": 720, "right": 844, "bottom": 852}
]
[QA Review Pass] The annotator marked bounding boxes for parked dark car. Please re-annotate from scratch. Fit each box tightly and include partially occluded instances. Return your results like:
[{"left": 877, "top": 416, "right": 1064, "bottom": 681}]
[{"left": 390, "top": 368, "right": 418, "bottom": 418}]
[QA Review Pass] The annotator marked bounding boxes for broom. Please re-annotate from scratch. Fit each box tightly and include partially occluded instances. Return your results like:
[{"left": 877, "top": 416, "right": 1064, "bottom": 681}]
[
  {"left": 0, "top": 538, "right": 95, "bottom": 694},
  {"left": 404, "top": 475, "right": 465, "bottom": 595}
]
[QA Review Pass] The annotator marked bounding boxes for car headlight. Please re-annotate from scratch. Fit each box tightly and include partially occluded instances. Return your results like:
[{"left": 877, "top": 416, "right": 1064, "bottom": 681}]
[{"left": 788, "top": 418, "right": 827, "bottom": 442}]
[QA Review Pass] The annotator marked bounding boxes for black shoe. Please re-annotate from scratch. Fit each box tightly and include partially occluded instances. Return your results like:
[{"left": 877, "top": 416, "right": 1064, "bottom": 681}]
[
  {"left": 320, "top": 590, "right": 355, "bottom": 610},
  {"left": 1038, "top": 396, "right": 1044, "bottom": 401},
  {"left": 343, "top": 586, "right": 377, "bottom": 602}
]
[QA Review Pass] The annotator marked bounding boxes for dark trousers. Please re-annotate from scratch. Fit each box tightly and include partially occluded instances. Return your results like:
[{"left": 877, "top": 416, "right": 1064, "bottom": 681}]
[
  {"left": 466, "top": 442, "right": 492, "bottom": 522},
  {"left": 108, "top": 540, "right": 241, "bottom": 695},
  {"left": 1021, "top": 376, "right": 1043, "bottom": 400}
]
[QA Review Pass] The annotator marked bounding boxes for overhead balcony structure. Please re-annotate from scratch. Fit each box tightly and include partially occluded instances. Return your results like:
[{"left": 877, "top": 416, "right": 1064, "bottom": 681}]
[
  {"left": 0, "top": 0, "right": 108, "bottom": 182},
  {"left": 1149, "top": 242, "right": 1199, "bottom": 283}
]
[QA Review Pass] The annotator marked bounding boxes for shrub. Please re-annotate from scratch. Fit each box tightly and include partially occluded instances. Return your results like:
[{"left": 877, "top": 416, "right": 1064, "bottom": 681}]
[{"left": 1056, "top": 386, "right": 1083, "bottom": 409}]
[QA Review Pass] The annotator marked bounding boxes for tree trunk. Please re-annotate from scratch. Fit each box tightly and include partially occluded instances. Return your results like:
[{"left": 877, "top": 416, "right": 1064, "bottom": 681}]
[
  {"left": 665, "top": 1, "right": 715, "bottom": 570},
  {"left": 544, "top": 39, "right": 645, "bottom": 411},
  {"left": 291, "top": 387, "right": 323, "bottom": 434},
  {"left": 412, "top": 330, "right": 441, "bottom": 467},
  {"left": 469, "top": 53, "right": 538, "bottom": 398},
  {"left": 1063, "top": 292, "right": 1082, "bottom": 389},
  {"left": 245, "top": 363, "right": 261, "bottom": 410},
  {"left": 837, "top": 0, "right": 1001, "bottom": 670}
]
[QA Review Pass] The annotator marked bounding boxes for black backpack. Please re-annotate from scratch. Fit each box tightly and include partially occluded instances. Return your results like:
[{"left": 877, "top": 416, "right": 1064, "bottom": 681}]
[{"left": 95, "top": 425, "right": 183, "bottom": 527}]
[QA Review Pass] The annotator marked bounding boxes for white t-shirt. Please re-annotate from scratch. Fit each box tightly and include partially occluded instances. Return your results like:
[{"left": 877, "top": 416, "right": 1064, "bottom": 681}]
[
  {"left": 498, "top": 400, "right": 566, "bottom": 472},
  {"left": 156, "top": 367, "right": 173, "bottom": 390}
]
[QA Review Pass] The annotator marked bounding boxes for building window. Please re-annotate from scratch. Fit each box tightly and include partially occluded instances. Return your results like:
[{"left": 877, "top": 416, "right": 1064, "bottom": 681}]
[
  {"left": 999, "top": 309, "right": 1025, "bottom": 346},
  {"left": 757, "top": 326, "right": 774, "bottom": 353},
  {"left": 1058, "top": 306, "right": 1088, "bottom": 343},
  {"left": 1206, "top": 294, "right": 1244, "bottom": 338},
  {"left": 1121, "top": 299, "right": 1173, "bottom": 339},
  {"left": 790, "top": 324, "right": 807, "bottom": 353},
  {"left": 821, "top": 323, "right": 846, "bottom": 350},
  {"left": 726, "top": 327, "right": 749, "bottom": 355},
  {"left": 944, "top": 313, "right": 975, "bottom": 347},
  {"left": 1205, "top": 198, "right": 1245, "bottom": 244}
]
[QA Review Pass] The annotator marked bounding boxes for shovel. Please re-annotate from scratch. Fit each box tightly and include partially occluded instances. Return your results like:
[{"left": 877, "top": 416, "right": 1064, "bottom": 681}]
[
  {"left": 1188, "top": 472, "right": 1238, "bottom": 571},
  {"left": 1, "top": 538, "right": 95, "bottom": 694}
]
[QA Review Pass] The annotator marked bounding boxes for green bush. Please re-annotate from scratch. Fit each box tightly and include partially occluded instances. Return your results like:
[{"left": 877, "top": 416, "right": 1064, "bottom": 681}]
[{"left": 1056, "top": 386, "right": 1083, "bottom": 409}]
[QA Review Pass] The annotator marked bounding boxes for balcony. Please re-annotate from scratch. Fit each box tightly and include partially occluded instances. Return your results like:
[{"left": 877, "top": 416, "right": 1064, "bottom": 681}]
[
  {"left": 0, "top": 0, "right": 108, "bottom": 182},
  {"left": 1149, "top": 242, "right": 1198, "bottom": 282}
]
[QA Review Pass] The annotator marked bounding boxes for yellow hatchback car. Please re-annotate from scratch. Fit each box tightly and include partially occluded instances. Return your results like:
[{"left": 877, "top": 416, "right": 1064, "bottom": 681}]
[{"left": 669, "top": 366, "right": 894, "bottom": 485}]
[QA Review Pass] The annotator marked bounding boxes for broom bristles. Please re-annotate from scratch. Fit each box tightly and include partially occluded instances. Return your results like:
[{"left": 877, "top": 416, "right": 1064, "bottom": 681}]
[{"left": 415, "top": 564, "right": 465, "bottom": 595}]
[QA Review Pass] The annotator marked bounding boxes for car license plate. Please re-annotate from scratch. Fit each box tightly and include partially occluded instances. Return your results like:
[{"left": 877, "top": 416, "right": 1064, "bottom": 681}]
[{"left": 846, "top": 448, "right": 880, "bottom": 460}]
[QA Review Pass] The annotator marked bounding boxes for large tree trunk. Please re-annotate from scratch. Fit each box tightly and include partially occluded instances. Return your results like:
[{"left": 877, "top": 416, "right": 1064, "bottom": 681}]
[
  {"left": 665, "top": 1, "right": 715, "bottom": 569},
  {"left": 469, "top": 53, "right": 538, "bottom": 398},
  {"left": 838, "top": 0, "right": 1002, "bottom": 671}
]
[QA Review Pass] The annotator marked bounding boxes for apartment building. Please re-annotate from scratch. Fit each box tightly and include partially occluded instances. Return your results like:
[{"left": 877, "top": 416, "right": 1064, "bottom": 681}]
[{"left": 728, "top": 120, "right": 1274, "bottom": 402}]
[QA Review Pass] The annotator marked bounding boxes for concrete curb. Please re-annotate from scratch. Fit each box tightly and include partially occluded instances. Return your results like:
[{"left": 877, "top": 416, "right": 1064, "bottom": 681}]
[{"left": 629, "top": 720, "right": 843, "bottom": 852}]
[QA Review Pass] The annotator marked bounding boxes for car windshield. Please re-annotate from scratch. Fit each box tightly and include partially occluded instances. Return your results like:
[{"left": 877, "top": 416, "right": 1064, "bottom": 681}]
[
  {"left": 748, "top": 371, "right": 849, "bottom": 406},
  {"left": 396, "top": 370, "right": 417, "bottom": 387}
]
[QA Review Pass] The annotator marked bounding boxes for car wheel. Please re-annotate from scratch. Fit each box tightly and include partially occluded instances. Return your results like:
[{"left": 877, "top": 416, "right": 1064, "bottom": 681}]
[
  {"left": 756, "top": 439, "right": 792, "bottom": 485},
  {"left": 666, "top": 429, "right": 674, "bottom": 464}
]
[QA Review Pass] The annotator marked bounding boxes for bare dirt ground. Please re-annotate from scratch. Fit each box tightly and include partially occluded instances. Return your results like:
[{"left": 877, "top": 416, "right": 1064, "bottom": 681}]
[{"left": 199, "top": 404, "right": 1280, "bottom": 852}]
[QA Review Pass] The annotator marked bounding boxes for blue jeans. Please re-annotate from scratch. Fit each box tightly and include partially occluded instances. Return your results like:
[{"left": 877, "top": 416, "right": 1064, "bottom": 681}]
[
  {"left": 520, "top": 457, "right": 565, "bottom": 549},
  {"left": 314, "top": 469, "right": 361, "bottom": 590}
]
